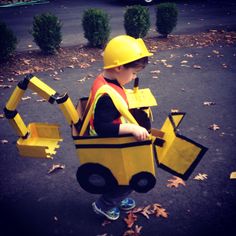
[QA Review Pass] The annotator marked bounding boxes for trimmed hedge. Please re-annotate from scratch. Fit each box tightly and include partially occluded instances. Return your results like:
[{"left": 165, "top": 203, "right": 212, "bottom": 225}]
[
  {"left": 156, "top": 2, "right": 178, "bottom": 37},
  {"left": 82, "top": 8, "right": 110, "bottom": 47},
  {"left": 32, "top": 12, "right": 62, "bottom": 54},
  {"left": 124, "top": 5, "right": 150, "bottom": 38},
  {"left": 0, "top": 21, "right": 17, "bottom": 62}
]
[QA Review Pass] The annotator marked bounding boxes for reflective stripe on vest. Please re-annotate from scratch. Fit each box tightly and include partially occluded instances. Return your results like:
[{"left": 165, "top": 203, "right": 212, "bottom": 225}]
[{"left": 89, "top": 75, "right": 129, "bottom": 136}]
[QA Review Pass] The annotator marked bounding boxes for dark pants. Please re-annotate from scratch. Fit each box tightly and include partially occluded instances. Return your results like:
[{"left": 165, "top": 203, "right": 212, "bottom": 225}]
[{"left": 96, "top": 186, "right": 133, "bottom": 211}]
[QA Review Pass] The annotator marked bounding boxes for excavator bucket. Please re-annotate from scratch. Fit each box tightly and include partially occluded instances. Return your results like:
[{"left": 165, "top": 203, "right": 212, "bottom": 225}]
[
  {"left": 17, "top": 123, "right": 62, "bottom": 159},
  {"left": 155, "top": 112, "right": 208, "bottom": 179}
]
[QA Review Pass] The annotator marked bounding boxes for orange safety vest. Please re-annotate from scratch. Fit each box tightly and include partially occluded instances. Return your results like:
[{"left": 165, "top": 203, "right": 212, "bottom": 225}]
[{"left": 89, "top": 74, "right": 129, "bottom": 136}]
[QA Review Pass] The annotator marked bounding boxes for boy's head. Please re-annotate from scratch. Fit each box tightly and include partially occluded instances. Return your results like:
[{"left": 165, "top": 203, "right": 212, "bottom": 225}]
[{"left": 103, "top": 35, "right": 153, "bottom": 85}]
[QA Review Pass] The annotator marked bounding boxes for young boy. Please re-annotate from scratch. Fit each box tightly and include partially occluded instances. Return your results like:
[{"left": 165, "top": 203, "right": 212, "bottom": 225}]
[{"left": 89, "top": 35, "right": 153, "bottom": 220}]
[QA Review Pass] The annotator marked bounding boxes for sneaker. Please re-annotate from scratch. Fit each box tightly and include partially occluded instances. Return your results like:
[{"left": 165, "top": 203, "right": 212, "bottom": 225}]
[
  {"left": 120, "top": 198, "right": 136, "bottom": 211},
  {"left": 92, "top": 202, "right": 120, "bottom": 221}
]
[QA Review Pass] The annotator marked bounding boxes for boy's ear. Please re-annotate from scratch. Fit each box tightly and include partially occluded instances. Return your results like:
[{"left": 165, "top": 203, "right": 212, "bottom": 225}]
[{"left": 114, "top": 66, "right": 123, "bottom": 72}]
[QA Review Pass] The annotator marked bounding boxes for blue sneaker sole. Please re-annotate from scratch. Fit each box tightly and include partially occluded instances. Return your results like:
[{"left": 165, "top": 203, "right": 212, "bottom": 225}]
[{"left": 92, "top": 202, "right": 120, "bottom": 221}]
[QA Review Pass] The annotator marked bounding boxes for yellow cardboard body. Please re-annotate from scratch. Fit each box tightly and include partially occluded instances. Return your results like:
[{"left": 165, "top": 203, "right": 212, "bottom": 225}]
[{"left": 74, "top": 136, "right": 155, "bottom": 185}]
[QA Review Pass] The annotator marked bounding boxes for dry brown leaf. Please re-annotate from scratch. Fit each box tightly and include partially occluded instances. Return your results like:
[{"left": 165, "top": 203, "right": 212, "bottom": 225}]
[
  {"left": 48, "top": 164, "right": 65, "bottom": 174},
  {"left": 194, "top": 173, "right": 208, "bottom": 181},
  {"left": 21, "top": 96, "right": 31, "bottom": 101},
  {"left": 53, "top": 77, "right": 61, "bottom": 81},
  {"left": 79, "top": 62, "right": 90, "bottom": 68},
  {"left": 123, "top": 225, "right": 142, "bottom": 236},
  {"left": 130, "top": 207, "right": 143, "bottom": 214},
  {"left": 181, "top": 60, "right": 188, "bottom": 64},
  {"left": 209, "top": 124, "right": 220, "bottom": 131},
  {"left": 0, "top": 139, "right": 8, "bottom": 144},
  {"left": 167, "top": 176, "right": 186, "bottom": 188},
  {"left": 193, "top": 65, "right": 201, "bottom": 69},
  {"left": 36, "top": 98, "right": 47, "bottom": 102},
  {"left": 153, "top": 204, "right": 168, "bottom": 218},
  {"left": 150, "top": 70, "right": 160, "bottom": 74},
  {"left": 140, "top": 205, "right": 152, "bottom": 219},
  {"left": 124, "top": 212, "right": 137, "bottom": 228},
  {"left": 212, "top": 50, "right": 220, "bottom": 54},
  {"left": 0, "top": 84, "right": 12, "bottom": 88},
  {"left": 203, "top": 101, "right": 216, "bottom": 106},
  {"left": 171, "top": 108, "right": 180, "bottom": 113},
  {"left": 0, "top": 114, "right": 4, "bottom": 118},
  {"left": 8, "top": 78, "right": 18, "bottom": 82}
]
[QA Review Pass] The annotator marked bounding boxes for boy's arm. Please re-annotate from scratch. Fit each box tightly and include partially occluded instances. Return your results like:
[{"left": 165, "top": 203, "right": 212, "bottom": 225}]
[
  {"left": 119, "top": 123, "right": 149, "bottom": 141},
  {"left": 93, "top": 95, "right": 120, "bottom": 136}
]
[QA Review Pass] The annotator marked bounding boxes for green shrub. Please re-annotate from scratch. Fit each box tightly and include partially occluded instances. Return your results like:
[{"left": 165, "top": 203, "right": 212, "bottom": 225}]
[
  {"left": 155, "top": 2, "right": 178, "bottom": 37},
  {"left": 124, "top": 5, "right": 150, "bottom": 38},
  {"left": 82, "top": 8, "right": 110, "bottom": 47},
  {"left": 32, "top": 13, "right": 62, "bottom": 54},
  {"left": 0, "top": 21, "right": 17, "bottom": 62}
]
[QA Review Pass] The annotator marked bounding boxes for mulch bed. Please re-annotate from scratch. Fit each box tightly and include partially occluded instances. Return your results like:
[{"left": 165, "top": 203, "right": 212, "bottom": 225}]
[{"left": 0, "top": 30, "right": 236, "bottom": 79}]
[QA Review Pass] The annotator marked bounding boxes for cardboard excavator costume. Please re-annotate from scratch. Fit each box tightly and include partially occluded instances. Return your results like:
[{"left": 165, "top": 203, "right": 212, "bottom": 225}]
[{"left": 4, "top": 35, "right": 208, "bottom": 194}]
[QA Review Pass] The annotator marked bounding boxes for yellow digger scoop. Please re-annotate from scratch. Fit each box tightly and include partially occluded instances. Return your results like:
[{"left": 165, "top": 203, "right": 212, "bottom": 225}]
[
  {"left": 155, "top": 112, "right": 208, "bottom": 179},
  {"left": 16, "top": 123, "right": 62, "bottom": 159}
]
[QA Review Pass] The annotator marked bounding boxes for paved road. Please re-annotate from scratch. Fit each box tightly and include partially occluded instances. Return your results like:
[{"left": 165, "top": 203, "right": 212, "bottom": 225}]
[
  {"left": 0, "top": 42, "right": 236, "bottom": 235},
  {"left": 0, "top": 0, "right": 236, "bottom": 51}
]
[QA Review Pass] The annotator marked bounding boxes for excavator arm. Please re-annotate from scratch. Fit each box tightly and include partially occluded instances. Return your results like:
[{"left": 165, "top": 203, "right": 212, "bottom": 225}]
[{"left": 4, "top": 74, "right": 80, "bottom": 159}]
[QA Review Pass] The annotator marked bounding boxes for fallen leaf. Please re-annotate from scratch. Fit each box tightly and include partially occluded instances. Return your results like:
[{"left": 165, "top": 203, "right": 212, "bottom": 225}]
[
  {"left": 209, "top": 124, "right": 220, "bottom": 131},
  {"left": 171, "top": 109, "right": 180, "bottom": 113},
  {"left": 184, "top": 53, "right": 193, "bottom": 58},
  {"left": 48, "top": 164, "right": 65, "bottom": 174},
  {"left": 53, "top": 77, "right": 61, "bottom": 81},
  {"left": 130, "top": 207, "right": 143, "bottom": 214},
  {"left": 8, "top": 78, "right": 17, "bottom": 82},
  {"left": 0, "top": 84, "right": 12, "bottom": 88},
  {"left": 150, "top": 70, "right": 160, "bottom": 74},
  {"left": 36, "top": 98, "right": 47, "bottom": 102},
  {"left": 0, "top": 139, "right": 8, "bottom": 144},
  {"left": 124, "top": 212, "right": 137, "bottom": 228},
  {"left": 0, "top": 114, "right": 4, "bottom": 118},
  {"left": 222, "top": 63, "right": 228, "bottom": 68},
  {"left": 212, "top": 50, "right": 220, "bottom": 54},
  {"left": 21, "top": 96, "right": 31, "bottom": 101},
  {"left": 166, "top": 64, "right": 173, "bottom": 68},
  {"left": 194, "top": 173, "right": 208, "bottom": 180},
  {"left": 140, "top": 205, "right": 152, "bottom": 219},
  {"left": 181, "top": 60, "right": 188, "bottom": 64},
  {"left": 22, "top": 59, "right": 31, "bottom": 65},
  {"left": 203, "top": 101, "right": 216, "bottom": 106},
  {"left": 167, "top": 176, "right": 186, "bottom": 188},
  {"left": 153, "top": 204, "right": 168, "bottom": 218},
  {"left": 193, "top": 65, "right": 201, "bottom": 69},
  {"left": 79, "top": 62, "right": 90, "bottom": 68},
  {"left": 230, "top": 172, "right": 236, "bottom": 179},
  {"left": 123, "top": 225, "right": 142, "bottom": 236}
]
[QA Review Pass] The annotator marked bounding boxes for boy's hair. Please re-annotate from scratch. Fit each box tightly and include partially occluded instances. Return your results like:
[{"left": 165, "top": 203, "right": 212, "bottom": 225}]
[{"left": 123, "top": 57, "right": 148, "bottom": 69}]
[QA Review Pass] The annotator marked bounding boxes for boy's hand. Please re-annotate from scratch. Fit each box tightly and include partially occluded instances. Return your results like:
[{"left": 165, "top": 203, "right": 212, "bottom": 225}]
[{"left": 119, "top": 124, "right": 149, "bottom": 141}]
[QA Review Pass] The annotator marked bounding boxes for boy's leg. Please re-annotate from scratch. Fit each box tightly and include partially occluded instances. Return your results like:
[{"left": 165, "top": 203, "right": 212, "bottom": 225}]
[{"left": 95, "top": 186, "right": 133, "bottom": 211}]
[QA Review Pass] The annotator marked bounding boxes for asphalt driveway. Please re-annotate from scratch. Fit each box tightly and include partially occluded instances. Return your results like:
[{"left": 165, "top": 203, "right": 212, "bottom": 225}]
[{"left": 0, "top": 42, "right": 236, "bottom": 236}]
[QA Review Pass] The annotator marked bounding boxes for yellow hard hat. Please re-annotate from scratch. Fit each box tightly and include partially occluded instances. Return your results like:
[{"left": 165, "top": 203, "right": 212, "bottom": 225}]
[{"left": 103, "top": 35, "right": 153, "bottom": 69}]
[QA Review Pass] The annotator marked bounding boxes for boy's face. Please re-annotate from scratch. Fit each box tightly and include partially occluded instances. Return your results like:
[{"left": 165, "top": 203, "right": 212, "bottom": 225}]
[{"left": 116, "top": 66, "right": 143, "bottom": 86}]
